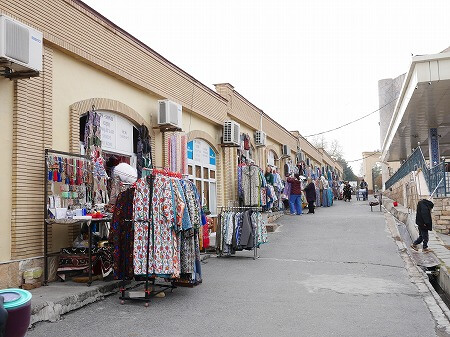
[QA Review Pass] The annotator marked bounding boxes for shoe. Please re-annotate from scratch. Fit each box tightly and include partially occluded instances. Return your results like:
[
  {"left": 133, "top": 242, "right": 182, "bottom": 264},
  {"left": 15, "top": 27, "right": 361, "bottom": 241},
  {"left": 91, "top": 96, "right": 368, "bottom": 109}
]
[
  {"left": 410, "top": 244, "right": 419, "bottom": 251},
  {"left": 422, "top": 248, "right": 432, "bottom": 253}
]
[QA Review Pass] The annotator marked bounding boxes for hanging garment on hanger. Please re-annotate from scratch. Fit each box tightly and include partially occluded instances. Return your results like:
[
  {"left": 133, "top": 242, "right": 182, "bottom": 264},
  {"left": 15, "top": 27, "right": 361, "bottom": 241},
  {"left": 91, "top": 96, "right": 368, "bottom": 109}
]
[
  {"left": 109, "top": 188, "right": 135, "bottom": 280},
  {"left": 241, "top": 166, "right": 260, "bottom": 206}
]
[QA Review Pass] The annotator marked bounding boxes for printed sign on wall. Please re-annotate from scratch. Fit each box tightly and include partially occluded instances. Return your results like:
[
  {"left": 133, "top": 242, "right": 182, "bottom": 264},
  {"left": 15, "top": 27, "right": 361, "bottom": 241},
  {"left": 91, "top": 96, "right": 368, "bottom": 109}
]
[
  {"left": 188, "top": 139, "right": 216, "bottom": 167},
  {"left": 100, "top": 111, "right": 134, "bottom": 155}
]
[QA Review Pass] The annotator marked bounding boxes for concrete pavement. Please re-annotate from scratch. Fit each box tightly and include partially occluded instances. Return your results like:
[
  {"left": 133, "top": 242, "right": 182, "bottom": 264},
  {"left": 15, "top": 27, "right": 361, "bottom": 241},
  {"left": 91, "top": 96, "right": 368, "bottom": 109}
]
[{"left": 28, "top": 199, "right": 448, "bottom": 337}]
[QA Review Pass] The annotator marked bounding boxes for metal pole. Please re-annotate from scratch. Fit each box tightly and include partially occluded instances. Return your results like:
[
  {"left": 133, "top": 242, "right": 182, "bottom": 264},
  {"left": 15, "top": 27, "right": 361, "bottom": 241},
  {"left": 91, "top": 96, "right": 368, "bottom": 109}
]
[
  {"left": 44, "top": 149, "right": 49, "bottom": 285},
  {"left": 88, "top": 219, "right": 92, "bottom": 286}
]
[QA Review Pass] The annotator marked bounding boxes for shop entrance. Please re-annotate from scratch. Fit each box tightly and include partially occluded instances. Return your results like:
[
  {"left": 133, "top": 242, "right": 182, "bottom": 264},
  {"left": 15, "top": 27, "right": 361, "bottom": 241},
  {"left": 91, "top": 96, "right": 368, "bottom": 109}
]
[{"left": 79, "top": 110, "right": 139, "bottom": 196}]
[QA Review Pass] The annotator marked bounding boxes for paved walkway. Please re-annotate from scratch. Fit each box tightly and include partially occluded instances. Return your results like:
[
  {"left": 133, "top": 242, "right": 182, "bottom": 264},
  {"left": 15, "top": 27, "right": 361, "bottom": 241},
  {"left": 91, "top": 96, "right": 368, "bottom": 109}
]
[{"left": 28, "top": 200, "right": 445, "bottom": 337}]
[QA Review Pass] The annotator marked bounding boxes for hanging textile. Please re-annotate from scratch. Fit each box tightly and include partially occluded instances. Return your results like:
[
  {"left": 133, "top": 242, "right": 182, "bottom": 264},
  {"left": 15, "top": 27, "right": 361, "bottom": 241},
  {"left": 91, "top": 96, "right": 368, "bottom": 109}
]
[
  {"left": 109, "top": 188, "right": 135, "bottom": 280},
  {"left": 241, "top": 165, "right": 261, "bottom": 206},
  {"left": 133, "top": 175, "right": 180, "bottom": 277},
  {"left": 181, "top": 134, "right": 188, "bottom": 175},
  {"left": 137, "top": 124, "right": 152, "bottom": 179},
  {"left": 84, "top": 110, "right": 108, "bottom": 204},
  {"left": 218, "top": 209, "right": 268, "bottom": 256},
  {"left": 130, "top": 174, "right": 202, "bottom": 283}
]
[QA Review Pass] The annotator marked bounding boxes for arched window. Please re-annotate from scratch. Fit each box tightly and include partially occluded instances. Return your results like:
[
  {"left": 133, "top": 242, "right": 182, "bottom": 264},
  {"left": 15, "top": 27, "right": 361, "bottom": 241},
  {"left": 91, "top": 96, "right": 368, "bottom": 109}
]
[
  {"left": 80, "top": 110, "right": 139, "bottom": 175},
  {"left": 187, "top": 139, "right": 217, "bottom": 215},
  {"left": 267, "top": 150, "right": 276, "bottom": 167}
]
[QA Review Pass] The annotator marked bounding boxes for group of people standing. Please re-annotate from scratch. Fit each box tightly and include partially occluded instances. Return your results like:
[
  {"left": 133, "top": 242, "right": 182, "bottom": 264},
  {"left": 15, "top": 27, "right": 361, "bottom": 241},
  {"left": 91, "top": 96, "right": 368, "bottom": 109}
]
[{"left": 263, "top": 166, "right": 341, "bottom": 216}]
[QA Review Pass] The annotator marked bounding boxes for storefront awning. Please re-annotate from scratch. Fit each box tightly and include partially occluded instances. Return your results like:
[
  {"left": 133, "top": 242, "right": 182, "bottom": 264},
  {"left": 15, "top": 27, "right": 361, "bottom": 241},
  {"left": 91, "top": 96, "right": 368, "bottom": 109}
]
[{"left": 382, "top": 52, "right": 450, "bottom": 162}]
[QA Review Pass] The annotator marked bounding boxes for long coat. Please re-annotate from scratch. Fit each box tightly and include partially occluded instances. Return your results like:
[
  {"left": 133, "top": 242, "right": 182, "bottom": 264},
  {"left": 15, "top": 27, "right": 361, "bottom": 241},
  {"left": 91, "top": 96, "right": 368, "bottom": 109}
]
[
  {"left": 416, "top": 199, "right": 434, "bottom": 230},
  {"left": 304, "top": 182, "right": 317, "bottom": 202}
]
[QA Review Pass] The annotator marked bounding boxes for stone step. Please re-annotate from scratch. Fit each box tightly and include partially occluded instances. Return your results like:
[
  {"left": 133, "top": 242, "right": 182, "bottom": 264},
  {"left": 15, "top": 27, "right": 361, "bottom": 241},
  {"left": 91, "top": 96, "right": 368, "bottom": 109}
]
[{"left": 266, "top": 223, "right": 280, "bottom": 233}]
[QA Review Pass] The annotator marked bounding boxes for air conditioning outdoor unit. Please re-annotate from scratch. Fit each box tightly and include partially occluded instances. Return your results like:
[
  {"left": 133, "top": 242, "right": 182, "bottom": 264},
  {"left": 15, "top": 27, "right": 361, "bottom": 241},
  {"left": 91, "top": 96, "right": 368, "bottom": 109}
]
[
  {"left": 255, "top": 131, "right": 266, "bottom": 147},
  {"left": 296, "top": 151, "right": 304, "bottom": 162},
  {"left": 282, "top": 145, "right": 290, "bottom": 157},
  {"left": 223, "top": 120, "right": 240, "bottom": 146},
  {"left": 0, "top": 15, "right": 43, "bottom": 73},
  {"left": 158, "top": 99, "right": 182, "bottom": 130}
]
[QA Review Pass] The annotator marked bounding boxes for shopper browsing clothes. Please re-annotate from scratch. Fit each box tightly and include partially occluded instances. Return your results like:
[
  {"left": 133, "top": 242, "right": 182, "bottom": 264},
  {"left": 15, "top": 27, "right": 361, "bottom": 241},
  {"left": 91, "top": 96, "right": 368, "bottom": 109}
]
[
  {"left": 287, "top": 173, "right": 303, "bottom": 215},
  {"left": 411, "top": 199, "right": 434, "bottom": 253},
  {"left": 264, "top": 166, "right": 275, "bottom": 212},
  {"left": 304, "top": 178, "right": 316, "bottom": 214}
]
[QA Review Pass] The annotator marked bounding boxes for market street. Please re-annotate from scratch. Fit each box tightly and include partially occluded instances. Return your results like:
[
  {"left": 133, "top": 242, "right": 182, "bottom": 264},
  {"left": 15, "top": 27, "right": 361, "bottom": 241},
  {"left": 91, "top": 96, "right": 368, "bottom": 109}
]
[{"left": 29, "top": 200, "right": 440, "bottom": 337}]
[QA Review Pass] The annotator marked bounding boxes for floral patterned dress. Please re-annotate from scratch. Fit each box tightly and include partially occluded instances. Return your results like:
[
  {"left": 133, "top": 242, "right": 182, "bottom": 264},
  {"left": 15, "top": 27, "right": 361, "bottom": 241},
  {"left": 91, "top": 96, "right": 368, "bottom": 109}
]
[{"left": 133, "top": 178, "right": 151, "bottom": 275}]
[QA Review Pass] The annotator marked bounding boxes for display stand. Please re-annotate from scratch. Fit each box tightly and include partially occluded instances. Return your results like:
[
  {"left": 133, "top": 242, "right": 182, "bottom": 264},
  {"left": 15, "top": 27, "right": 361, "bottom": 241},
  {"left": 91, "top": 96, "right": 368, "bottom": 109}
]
[
  {"left": 217, "top": 206, "right": 262, "bottom": 260},
  {"left": 43, "top": 149, "right": 91, "bottom": 286}
]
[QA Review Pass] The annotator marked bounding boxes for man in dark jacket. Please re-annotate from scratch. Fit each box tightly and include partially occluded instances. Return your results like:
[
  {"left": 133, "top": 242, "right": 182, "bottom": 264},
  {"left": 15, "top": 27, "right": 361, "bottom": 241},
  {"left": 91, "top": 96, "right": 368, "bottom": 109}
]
[
  {"left": 304, "top": 178, "right": 316, "bottom": 214},
  {"left": 411, "top": 199, "right": 434, "bottom": 253}
]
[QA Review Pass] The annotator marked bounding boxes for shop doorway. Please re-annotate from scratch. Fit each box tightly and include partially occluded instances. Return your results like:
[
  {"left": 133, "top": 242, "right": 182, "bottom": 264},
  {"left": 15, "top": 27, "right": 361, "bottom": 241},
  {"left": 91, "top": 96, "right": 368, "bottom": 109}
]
[{"left": 79, "top": 110, "right": 139, "bottom": 195}]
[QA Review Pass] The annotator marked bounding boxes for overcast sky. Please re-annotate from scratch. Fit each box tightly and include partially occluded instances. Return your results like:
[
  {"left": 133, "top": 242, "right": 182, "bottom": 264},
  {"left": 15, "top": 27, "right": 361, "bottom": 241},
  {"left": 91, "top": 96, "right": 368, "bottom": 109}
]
[{"left": 83, "top": 0, "right": 450, "bottom": 172}]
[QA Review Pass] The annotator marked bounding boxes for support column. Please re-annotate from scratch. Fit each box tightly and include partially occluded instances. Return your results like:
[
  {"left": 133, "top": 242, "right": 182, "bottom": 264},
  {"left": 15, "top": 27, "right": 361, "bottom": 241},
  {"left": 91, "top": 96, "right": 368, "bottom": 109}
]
[{"left": 429, "top": 127, "right": 440, "bottom": 167}]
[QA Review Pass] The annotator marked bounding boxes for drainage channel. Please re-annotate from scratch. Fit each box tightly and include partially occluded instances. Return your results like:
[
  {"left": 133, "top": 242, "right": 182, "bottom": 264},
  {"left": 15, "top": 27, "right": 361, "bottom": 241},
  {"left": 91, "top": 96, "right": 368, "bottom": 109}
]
[
  {"left": 427, "top": 267, "right": 450, "bottom": 308},
  {"left": 395, "top": 220, "right": 450, "bottom": 308}
]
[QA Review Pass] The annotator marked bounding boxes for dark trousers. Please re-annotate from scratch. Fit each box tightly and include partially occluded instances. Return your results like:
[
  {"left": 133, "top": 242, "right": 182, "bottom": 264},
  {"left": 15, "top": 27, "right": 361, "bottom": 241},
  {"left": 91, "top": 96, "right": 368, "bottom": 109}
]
[
  {"left": 414, "top": 227, "right": 429, "bottom": 249},
  {"left": 307, "top": 201, "right": 315, "bottom": 214}
]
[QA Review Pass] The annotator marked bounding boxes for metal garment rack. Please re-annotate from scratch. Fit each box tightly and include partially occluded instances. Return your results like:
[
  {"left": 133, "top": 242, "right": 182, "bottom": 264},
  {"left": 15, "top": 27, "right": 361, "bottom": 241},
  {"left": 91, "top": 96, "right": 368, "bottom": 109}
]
[
  {"left": 118, "top": 171, "right": 176, "bottom": 307},
  {"left": 43, "top": 149, "right": 91, "bottom": 285},
  {"left": 217, "top": 205, "right": 262, "bottom": 260}
]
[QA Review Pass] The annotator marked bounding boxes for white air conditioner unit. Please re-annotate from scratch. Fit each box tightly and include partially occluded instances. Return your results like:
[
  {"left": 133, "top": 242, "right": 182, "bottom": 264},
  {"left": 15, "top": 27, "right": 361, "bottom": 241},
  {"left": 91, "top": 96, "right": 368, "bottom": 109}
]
[
  {"left": 255, "top": 131, "right": 266, "bottom": 147},
  {"left": 282, "top": 145, "right": 290, "bottom": 157},
  {"left": 223, "top": 120, "right": 240, "bottom": 146},
  {"left": 158, "top": 99, "right": 182, "bottom": 129},
  {"left": 296, "top": 151, "right": 304, "bottom": 162},
  {"left": 0, "top": 15, "right": 43, "bottom": 73}
]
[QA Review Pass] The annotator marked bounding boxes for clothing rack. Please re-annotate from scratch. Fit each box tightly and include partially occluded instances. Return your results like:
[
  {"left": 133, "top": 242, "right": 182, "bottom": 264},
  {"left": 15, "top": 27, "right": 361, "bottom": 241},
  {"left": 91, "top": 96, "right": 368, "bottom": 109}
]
[
  {"left": 118, "top": 174, "right": 176, "bottom": 307},
  {"left": 43, "top": 149, "right": 91, "bottom": 286},
  {"left": 217, "top": 205, "right": 262, "bottom": 260},
  {"left": 119, "top": 167, "right": 197, "bottom": 306}
]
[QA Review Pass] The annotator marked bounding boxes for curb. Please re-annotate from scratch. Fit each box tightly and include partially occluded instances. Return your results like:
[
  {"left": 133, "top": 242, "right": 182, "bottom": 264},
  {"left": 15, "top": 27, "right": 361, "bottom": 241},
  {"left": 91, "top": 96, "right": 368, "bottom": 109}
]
[
  {"left": 30, "top": 280, "right": 137, "bottom": 325},
  {"left": 384, "top": 208, "right": 450, "bottom": 334}
]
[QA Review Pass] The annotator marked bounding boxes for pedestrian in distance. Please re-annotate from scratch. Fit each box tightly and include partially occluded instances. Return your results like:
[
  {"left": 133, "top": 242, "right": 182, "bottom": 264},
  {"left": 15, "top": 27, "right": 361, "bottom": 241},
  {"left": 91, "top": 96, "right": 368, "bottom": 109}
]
[
  {"left": 360, "top": 179, "right": 368, "bottom": 201},
  {"left": 343, "top": 181, "right": 352, "bottom": 202},
  {"left": 411, "top": 199, "right": 434, "bottom": 253},
  {"left": 287, "top": 173, "right": 303, "bottom": 215},
  {"left": 304, "top": 177, "right": 316, "bottom": 214}
]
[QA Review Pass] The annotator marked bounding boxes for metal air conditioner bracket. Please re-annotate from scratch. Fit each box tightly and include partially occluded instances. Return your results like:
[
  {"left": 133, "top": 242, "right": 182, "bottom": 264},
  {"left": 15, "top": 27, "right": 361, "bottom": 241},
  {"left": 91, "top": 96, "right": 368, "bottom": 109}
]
[
  {"left": 153, "top": 125, "right": 182, "bottom": 132},
  {"left": 1, "top": 67, "right": 40, "bottom": 80}
]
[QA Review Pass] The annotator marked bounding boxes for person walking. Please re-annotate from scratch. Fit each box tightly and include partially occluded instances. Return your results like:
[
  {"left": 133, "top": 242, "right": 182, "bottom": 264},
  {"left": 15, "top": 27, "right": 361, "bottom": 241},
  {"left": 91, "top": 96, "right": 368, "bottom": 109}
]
[
  {"left": 343, "top": 181, "right": 352, "bottom": 202},
  {"left": 411, "top": 199, "right": 434, "bottom": 253},
  {"left": 360, "top": 179, "right": 368, "bottom": 201},
  {"left": 287, "top": 173, "right": 303, "bottom": 215},
  {"left": 304, "top": 177, "right": 316, "bottom": 214}
]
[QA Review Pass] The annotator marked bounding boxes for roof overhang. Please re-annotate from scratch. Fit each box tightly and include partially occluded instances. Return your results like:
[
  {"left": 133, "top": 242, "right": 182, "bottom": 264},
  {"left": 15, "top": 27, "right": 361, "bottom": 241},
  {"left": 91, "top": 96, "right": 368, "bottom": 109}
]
[{"left": 381, "top": 52, "right": 450, "bottom": 162}]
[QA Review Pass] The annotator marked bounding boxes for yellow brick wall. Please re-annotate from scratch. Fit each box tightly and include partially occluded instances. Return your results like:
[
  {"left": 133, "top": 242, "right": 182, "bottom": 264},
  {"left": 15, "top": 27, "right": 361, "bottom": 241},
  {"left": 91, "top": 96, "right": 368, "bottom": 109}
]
[
  {"left": 11, "top": 46, "right": 53, "bottom": 259},
  {"left": 0, "top": 78, "right": 14, "bottom": 261}
]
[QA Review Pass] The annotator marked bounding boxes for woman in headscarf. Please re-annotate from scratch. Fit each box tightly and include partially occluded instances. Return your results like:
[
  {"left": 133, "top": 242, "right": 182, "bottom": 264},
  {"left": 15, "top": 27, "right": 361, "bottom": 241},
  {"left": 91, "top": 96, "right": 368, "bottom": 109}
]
[{"left": 321, "top": 175, "right": 329, "bottom": 207}]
